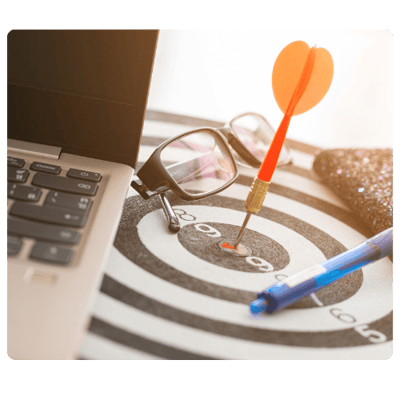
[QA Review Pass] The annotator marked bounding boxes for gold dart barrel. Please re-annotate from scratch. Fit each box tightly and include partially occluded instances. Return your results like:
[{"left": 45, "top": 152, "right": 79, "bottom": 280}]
[
  {"left": 245, "top": 178, "right": 270, "bottom": 214},
  {"left": 234, "top": 178, "right": 270, "bottom": 247}
]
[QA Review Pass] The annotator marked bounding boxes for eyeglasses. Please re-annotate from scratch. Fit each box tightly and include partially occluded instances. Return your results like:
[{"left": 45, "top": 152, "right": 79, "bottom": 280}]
[{"left": 132, "top": 112, "right": 292, "bottom": 232}]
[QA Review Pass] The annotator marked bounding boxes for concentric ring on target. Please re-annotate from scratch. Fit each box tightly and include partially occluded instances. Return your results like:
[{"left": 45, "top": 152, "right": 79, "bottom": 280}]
[
  {"left": 115, "top": 194, "right": 362, "bottom": 308},
  {"left": 111, "top": 192, "right": 392, "bottom": 348}
]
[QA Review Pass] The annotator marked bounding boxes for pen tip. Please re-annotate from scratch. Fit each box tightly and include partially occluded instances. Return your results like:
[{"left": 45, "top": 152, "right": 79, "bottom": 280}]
[{"left": 250, "top": 298, "right": 267, "bottom": 314}]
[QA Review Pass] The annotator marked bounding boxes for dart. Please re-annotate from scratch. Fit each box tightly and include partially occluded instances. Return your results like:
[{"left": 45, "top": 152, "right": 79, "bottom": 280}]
[{"left": 234, "top": 41, "right": 334, "bottom": 248}]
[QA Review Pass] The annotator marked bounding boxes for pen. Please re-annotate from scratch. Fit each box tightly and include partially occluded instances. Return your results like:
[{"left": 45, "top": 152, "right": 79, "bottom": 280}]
[{"left": 250, "top": 227, "right": 393, "bottom": 314}]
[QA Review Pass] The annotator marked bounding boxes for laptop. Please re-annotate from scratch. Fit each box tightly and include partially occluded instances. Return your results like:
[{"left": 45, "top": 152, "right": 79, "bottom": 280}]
[{"left": 7, "top": 30, "right": 158, "bottom": 359}]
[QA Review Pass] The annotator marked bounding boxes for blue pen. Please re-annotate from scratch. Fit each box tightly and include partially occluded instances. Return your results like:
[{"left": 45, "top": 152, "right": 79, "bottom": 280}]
[{"left": 250, "top": 227, "right": 393, "bottom": 315}]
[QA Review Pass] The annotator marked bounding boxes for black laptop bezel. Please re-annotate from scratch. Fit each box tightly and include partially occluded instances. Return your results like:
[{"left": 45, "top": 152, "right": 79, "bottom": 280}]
[{"left": 7, "top": 30, "right": 159, "bottom": 169}]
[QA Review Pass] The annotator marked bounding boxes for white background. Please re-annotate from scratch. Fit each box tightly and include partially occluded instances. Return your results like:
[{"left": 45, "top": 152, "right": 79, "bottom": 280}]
[{"left": 148, "top": 30, "right": 393, "bottom": 149}]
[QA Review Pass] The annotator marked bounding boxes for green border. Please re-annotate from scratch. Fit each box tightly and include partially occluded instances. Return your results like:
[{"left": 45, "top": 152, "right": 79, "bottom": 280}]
[{"left": 0, "top": 0, "right": 398, "bottom": 399}]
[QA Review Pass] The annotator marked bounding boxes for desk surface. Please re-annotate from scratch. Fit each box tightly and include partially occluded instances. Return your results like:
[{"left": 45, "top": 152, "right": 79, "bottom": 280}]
[{"left": 78, "top": 111, "right": 392, "bottom": 360}]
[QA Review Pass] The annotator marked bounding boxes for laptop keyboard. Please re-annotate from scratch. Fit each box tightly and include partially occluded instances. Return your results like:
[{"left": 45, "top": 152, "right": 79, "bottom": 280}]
[{"left": 7, "top": 156, "right": 102, "bottom": 265}]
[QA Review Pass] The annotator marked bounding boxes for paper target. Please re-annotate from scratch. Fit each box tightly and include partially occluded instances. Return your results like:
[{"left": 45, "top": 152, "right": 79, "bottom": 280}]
[{"left": 79, "top": 113, "right": 393, "bottom": 360}]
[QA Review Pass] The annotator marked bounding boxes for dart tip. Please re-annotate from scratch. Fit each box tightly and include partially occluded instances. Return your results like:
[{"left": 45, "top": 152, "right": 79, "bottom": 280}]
[{"left": 234, "top": 212, "right": 252, "bottom": 247}]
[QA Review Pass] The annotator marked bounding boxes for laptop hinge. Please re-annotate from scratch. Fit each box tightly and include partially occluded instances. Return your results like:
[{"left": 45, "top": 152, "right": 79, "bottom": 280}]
[{"left": 7, "top": 139, "right": 62, "bottom": 160}]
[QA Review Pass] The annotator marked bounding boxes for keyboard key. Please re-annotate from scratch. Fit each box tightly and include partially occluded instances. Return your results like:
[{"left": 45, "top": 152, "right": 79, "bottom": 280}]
[
  {"left": 30, "top": 242, "right": 73, "bottom": 264},
  {"left": 10, "top": 202, "right": 89, "bottom": 227},
  {"left": 46, "top": 190, "right": 92, "bottom": 211},
  {"left": 8, "top": 219, "right": 81, "bottom": 244},
  {"left": 8, "top": 167, "right": 30, "bottom": 183},
  {"left": 8, "top": 235, "right": 23, "bottom": 256},
  {"left": 8, "top": 183, "right": 42, "bottom": 202},
  {"left": 30, "top": 161, "right": 61, "bottom": 175},
  {"left": 67, "top": 168, "right": 102, "bottom": 182},
  {"left": 8, "top": 156, "right": 25, "bottom": 168},
  {"left": 32, "top": 173, "right": 98, "bottom": 196},
  {"left": 45, "top": 191, "right": 92, "bottom": 211}
]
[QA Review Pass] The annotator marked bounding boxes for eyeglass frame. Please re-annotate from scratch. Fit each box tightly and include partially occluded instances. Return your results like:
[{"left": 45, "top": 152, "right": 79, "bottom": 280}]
[
  {"left": 131, "top": 127, "right": 240, "bottom": 201},
  {"left": 132, "top": 112, "right": 293, "bottom": 200},
  {"left": 131, "top": 113, "right": 292, "bottom": 233}
]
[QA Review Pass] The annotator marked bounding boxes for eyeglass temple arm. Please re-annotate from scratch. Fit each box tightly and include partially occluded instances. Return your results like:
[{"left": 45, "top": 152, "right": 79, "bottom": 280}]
[
  {"left": 130, "top": 179, "right": 181, "bottom": 232},
  {"left": 130, "top": 175, "right": 181, "bottom": 232},
  {"left": 158, "top": 193, "right": 180, "bottom": 233}
]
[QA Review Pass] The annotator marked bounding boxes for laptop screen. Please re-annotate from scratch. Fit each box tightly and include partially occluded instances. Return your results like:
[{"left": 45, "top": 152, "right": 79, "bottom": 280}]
[{"left": 8, "top": 30, "right": 158, "bottom": 169}]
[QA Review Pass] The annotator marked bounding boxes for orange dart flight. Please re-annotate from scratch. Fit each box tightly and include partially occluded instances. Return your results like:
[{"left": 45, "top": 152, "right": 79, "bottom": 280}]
[
  {"left": 234, "top": 41, "right": 333, "bottom": 248},
  {"left": 273, "top": 41, "right": 334, "bottom": 116},
  {"left": 258, "top": 40, "right": 334, "bottom": 181}
]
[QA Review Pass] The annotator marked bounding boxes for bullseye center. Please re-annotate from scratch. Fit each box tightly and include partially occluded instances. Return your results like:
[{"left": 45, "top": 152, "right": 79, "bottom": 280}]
[{"left": 218, "top": 240, "right": 252, "bottom": 257}]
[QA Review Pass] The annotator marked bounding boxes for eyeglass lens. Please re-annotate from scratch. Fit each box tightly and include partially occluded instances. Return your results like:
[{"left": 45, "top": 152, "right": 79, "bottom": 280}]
[
  {"left": 231, "top": 114, "right": 291, "bottom": 164},
  {"left": 159, "top": 130, "right": 236, "bottom": 195}
]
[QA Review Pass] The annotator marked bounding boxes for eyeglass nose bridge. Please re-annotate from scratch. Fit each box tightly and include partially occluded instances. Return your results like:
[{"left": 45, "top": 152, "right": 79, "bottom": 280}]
[
  {"left": 216, "top": 126, "right": 262, "bottom": 168},
  {"left": 216, "top": 126, "right": 232, "bottom": 137}
]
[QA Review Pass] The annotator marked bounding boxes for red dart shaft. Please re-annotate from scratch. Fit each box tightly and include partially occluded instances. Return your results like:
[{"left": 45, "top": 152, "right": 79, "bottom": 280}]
[{"left": 257, "top": 112, "right": 292, "bottom": 182}]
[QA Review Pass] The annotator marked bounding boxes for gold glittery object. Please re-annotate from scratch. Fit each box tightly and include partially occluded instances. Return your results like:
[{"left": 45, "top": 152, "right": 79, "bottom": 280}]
[{"left": 313, "top": 149, "right": 392, "bottom": 235}]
